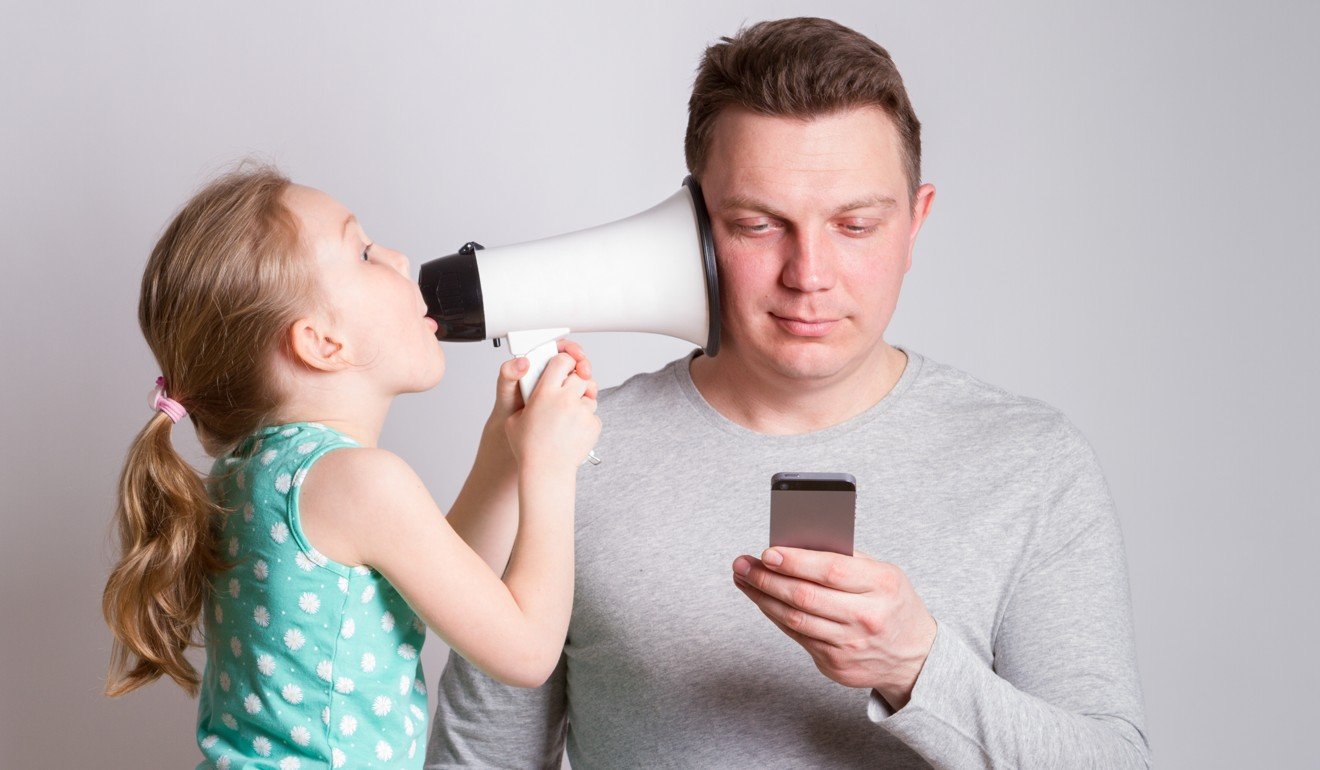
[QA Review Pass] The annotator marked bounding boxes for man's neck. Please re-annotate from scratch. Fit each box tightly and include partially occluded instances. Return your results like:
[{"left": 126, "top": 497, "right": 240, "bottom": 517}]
[{"left": 688, "top": 343, "right": 908, "bottom": 435}]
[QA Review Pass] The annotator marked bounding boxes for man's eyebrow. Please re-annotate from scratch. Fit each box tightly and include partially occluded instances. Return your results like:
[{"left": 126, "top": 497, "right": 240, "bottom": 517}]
[
  {"left": 341, "top": 214, "right": 357, "bottom": 241},
  {"left": 718, "top": 194, "right": 898, "bottom": 218},
  {"left": 833, "top": 195, "right": 897, "bottom": 214},
  {"left": 718, "top": 195, "right": 790, "bottom": 219}
]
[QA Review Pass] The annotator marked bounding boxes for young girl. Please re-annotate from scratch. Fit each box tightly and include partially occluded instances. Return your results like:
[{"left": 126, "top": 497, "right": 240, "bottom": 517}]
[{"left": 102, "top": 166, "right": 600, "bottom": 769}]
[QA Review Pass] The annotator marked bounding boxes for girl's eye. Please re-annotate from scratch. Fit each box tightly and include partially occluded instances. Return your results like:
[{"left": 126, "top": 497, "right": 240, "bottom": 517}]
[{"left": 361, "top": 244, "right": 372, "bottom": 262}]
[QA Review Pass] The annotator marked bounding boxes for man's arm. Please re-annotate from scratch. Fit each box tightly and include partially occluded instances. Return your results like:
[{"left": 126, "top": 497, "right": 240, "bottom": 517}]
[
  {"left": 872, "top": 472, "right": 1150, "bottom": 767},
  {"left": 425, "top": 648, "right": 568, "bottom": 769},
  {"left": 735, "top": 422, "right": 1150, "bottom": 768}
]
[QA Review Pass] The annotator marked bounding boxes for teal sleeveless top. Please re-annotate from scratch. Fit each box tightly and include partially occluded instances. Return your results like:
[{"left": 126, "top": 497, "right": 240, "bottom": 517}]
[{"left": 196, "top": 422, "right": 429, "bottom": 770}]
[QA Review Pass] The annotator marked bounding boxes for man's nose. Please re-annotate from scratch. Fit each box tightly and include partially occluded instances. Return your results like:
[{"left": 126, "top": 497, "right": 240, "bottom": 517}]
[{"left": 780, "top": 227, "right": 836, "bottom": 292}]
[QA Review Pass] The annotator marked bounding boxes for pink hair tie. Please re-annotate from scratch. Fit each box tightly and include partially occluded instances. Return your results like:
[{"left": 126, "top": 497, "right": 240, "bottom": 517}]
[{"left": 149, "top": 376, "right": 188, "bottom": 423}]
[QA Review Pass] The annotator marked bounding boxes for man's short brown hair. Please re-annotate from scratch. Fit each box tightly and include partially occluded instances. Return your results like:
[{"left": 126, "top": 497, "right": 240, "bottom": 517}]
[{"left": 685, "top": 17, "right": 922, "bottom": 201}]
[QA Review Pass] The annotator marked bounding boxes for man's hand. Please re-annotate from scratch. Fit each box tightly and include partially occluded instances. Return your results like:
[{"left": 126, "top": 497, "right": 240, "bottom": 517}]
[{"left": 732, "top": 547, "right": 938, "bottom": 710}]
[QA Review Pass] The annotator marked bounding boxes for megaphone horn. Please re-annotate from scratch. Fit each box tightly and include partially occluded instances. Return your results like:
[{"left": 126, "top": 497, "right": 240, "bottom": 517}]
[{"left": 419, "top": 176, "right": 721, "bottom": 404}]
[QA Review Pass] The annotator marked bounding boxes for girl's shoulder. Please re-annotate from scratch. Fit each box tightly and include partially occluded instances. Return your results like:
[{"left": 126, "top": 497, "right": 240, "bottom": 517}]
[
  {"left": 295, "top": 444, "right": 425, "bottom": 522},
  {"left": 211, "top": 422, "right": 360, "bottom": 477},
  {"left": 246, "top": 421, "right": 362, "bottom": 461}
]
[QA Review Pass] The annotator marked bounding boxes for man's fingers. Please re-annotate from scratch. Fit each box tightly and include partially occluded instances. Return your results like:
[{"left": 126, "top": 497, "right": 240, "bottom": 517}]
[
  {"left": 732, "top": 573, "right": 847, "bottom": 644},
  {"left": 733, "top": 556, "right": 855, "bottom": 623},
  {"left": 759, "top": 547, "right": 875, "bottom": 593}
]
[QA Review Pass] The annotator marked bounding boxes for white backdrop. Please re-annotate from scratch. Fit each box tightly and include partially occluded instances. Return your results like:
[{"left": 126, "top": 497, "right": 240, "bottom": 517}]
[{"left": 2, "top": 2, "right": 1316, "bottom": 767}]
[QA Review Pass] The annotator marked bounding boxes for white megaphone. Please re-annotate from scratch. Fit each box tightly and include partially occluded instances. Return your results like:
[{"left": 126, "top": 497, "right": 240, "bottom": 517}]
[{"left": 419, "top": 176, "right": 721, "bottom": 406}]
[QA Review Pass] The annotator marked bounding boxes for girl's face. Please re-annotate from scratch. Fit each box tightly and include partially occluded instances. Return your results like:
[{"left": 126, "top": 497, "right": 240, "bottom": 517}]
[{"left": 284, "top": 184, "right": 445, "bottom": 395}]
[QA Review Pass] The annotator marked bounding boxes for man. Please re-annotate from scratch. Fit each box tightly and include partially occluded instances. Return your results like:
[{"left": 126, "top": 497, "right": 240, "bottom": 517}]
[{"left": 427, "top": 17, "right": 1149, "bottom": 768}]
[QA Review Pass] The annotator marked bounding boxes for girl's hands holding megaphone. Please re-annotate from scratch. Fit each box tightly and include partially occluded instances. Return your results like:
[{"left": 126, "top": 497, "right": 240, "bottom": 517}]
[
  {"left": 504, "top": 346, "right": 601, "bottom": 473},
  {"left": 491, "top": 339, "right": 596, "bottom": 421},
  {"left": 472, "top": 339, "right": 595, "bottom": 476}
]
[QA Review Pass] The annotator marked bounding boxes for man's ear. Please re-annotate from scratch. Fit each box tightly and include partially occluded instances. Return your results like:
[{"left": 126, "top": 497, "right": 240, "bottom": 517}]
[
  {"left": 903, "top": 182, "right": 936, "bottom": 272},
  {"left": 287, "top": 315, "right": 348, "bottom": 373}
]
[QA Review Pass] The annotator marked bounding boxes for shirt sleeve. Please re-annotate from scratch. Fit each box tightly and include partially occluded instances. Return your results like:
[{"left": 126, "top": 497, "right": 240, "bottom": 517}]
[
  {"left": 424, "top": 647, "right": 568, "bottom": 769},
  {"left": 869, "top": 421, "right": 1152, "bottom": 769}
]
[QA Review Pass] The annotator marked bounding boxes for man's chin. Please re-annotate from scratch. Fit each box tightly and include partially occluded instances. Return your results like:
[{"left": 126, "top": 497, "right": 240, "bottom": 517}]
[
  {"left": 753, "top": 333, "right": 898, "bottom": 384},
  {"left": 760, "top": 347, "right": 853, "bottom": 383}
]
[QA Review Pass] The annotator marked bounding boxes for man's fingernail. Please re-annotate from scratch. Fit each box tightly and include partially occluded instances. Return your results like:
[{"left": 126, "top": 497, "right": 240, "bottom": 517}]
[
  {"left": 733, "top": 557, "right": 751, "bottom": 576},
  {"left": 762, "top": 549, "right": 783, "bottom": 567}
]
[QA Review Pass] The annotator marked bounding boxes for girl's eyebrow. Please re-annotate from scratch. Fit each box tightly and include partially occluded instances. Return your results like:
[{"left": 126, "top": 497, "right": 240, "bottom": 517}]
[{"left": 341, "top": 214, "right": 358, "bottom": 241}]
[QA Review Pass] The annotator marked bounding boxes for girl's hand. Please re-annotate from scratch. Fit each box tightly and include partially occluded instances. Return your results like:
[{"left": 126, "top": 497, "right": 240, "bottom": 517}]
[
  {"left": 490, "top": 340, "right": 594, "bottom": 425},
  {"left": 505, "top": 351, "right": 601, "bottom": 473}
]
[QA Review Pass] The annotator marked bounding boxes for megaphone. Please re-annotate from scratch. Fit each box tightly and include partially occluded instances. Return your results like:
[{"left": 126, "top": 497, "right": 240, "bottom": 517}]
[{"left": 419, "top": 176, "right": 720, "bottom": 403}]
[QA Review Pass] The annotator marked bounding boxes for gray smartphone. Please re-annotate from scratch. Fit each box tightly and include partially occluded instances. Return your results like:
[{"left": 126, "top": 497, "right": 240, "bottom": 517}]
[{"left": 769, "top": 472, "right": 856, "bottom": 555}]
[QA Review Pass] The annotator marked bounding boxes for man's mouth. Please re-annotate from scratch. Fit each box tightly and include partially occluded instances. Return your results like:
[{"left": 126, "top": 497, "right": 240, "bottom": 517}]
[{"left": 771, "top": 313, "right": 839, "bottom": 337}]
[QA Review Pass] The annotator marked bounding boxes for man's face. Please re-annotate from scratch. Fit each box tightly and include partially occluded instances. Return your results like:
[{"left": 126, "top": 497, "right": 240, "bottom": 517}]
[{"left": 700, "top": 106, "right": 934, "bottom": 384}]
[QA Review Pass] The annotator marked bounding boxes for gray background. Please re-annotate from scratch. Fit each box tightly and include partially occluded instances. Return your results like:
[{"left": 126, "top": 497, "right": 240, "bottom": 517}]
[{"left": 2, "top": 1, "right": 1315, "bottom": 767}]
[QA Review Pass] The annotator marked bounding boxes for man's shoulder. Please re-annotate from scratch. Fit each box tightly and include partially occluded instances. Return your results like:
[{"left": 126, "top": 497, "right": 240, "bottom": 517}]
[
  {"left": 907, "top": 351, "right": 1089, "bottom": 457},
  {"left": 596, "top": 355, "right": 688, "bottom": 412}
]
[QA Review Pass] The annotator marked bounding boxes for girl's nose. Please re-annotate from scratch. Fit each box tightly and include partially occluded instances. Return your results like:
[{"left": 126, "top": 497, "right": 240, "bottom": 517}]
[{"left": 382, "top": 246, "right": 410, "bottom": 275}]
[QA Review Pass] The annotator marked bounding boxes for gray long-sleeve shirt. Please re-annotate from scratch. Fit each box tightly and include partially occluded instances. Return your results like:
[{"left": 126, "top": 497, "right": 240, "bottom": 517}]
[{"left": 426, "top": 349, "right": 1150, "bottom": 768}]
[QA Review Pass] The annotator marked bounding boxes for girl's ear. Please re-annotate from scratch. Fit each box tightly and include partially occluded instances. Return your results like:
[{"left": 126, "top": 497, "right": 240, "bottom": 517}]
[{"left": 287, "top": 315, "right": 348, "bottom": 372}]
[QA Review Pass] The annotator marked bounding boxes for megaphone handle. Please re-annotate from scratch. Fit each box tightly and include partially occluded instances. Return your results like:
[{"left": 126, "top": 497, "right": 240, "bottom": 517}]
[
  {"left": 516, "top": 339, "right": 560, "bottom": 404},
  {"left": 504, "top": 328, "right": 571, "bottom": 404}
]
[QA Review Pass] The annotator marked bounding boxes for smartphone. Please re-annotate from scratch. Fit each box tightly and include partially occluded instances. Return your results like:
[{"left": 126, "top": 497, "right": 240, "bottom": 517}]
[{"left": 769, "top": 472, "right": 856, "bottom": 556}]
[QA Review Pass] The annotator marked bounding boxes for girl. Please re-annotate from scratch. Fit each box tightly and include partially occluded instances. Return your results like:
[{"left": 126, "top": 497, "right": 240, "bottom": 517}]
[{"left": 102, "top": 166, "right": 600, "bottom": 769}]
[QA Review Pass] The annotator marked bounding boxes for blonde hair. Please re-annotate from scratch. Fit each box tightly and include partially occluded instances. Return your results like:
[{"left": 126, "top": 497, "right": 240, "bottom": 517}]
[{"left": 102, "top": 165, "right": 315, "bottom": 696}]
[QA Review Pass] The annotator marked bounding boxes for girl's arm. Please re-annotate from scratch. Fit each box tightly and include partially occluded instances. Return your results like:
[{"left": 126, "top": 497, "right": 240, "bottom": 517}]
[
  {"left": 444, "top": 340, "right": 593, "bottom": 575},
  {"left": 300, "top": 353, "right": 600, "bottom": 688}
]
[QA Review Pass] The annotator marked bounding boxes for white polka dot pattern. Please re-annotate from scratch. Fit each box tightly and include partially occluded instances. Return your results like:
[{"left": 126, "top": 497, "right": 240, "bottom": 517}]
[{"left": 196, "top": 423, "right": 425, "bottom": 769}]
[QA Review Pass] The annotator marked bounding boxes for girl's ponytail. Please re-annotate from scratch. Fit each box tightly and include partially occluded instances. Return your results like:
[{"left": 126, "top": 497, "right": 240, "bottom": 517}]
[
  {"left": 101, "top": 165, "right": 311, "bottom": 697},
  {"left": 103, "top": 410, "right": 225, "bottom": 696}
]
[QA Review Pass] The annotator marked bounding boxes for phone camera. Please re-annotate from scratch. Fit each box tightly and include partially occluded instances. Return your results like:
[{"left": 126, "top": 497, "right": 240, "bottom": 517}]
[{"left": 777, "top": 483, "right": 789, "bottom": 490}]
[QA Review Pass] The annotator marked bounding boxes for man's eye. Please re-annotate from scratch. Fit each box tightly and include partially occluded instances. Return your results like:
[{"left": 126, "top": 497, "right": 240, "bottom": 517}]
[{"left": 839, "top": 222, "right": 879, "bottom": 236}]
